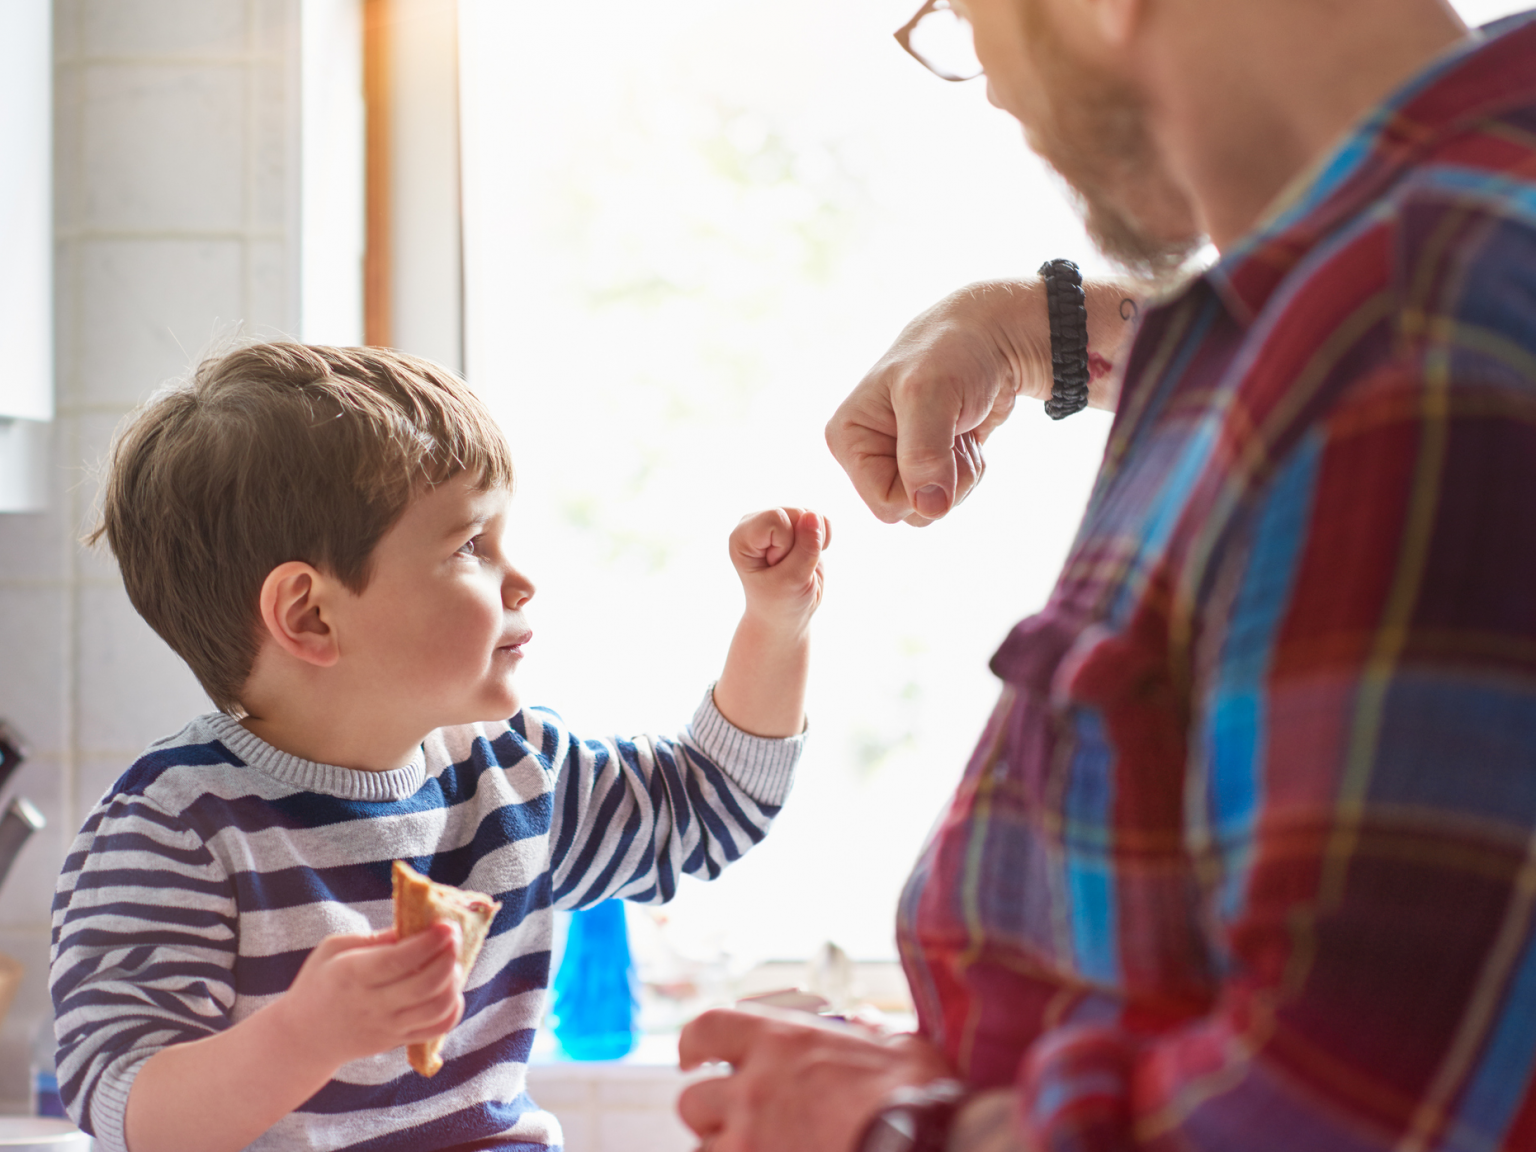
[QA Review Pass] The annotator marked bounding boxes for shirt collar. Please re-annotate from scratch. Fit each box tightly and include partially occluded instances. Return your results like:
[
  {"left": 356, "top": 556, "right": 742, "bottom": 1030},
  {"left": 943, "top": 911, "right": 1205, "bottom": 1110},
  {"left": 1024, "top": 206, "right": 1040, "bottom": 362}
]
[{"left": 1199, "top": 8, "right": 1536, "bottom": 328}]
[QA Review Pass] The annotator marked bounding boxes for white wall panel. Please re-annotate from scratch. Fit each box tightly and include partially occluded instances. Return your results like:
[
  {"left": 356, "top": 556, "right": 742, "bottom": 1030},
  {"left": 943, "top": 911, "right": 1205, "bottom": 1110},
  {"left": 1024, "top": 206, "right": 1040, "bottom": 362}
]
[
  {"left": 300, "top": 0, "right": 365, "bottom": 345},
  {"left": 0, "top": 0, "right": 54, "bottom": 426},
  {"left": 389, "top": 0, "right": 463, "bottom": 371}
]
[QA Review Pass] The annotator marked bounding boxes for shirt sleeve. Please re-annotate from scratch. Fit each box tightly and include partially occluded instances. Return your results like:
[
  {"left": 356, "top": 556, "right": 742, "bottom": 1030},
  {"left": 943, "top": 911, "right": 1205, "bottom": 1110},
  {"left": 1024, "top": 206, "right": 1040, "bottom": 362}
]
[
  {"left": 49, "top": 791, "right": 238, "bottom": 1152},
  {"left": 1011, "top": 363, "right": 1536, "bottom": 1149},
  {"left": 538, "top": 686, "right": 805, "bottom": 911}
]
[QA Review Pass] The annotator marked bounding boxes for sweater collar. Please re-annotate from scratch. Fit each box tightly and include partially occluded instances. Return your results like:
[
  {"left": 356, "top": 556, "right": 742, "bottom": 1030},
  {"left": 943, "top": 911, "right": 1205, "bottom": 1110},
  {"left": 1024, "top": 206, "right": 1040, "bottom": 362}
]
[{"left": 205, "top": 712, "right": 428, "bottom": 802}]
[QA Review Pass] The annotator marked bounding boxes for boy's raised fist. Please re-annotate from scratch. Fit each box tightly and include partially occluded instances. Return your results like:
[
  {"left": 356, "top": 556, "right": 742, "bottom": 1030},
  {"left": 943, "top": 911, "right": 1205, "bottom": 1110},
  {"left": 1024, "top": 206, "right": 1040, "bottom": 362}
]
[{"left": 729, "top": 507, "right": 831, "bottom": 625}]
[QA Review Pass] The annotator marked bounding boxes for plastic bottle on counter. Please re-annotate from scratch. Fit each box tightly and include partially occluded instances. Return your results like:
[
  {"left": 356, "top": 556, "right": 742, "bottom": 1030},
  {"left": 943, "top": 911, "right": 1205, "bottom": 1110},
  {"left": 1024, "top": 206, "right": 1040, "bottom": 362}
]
[{"left": 551, "top": 899, "right": 638, "bottom": 1061}]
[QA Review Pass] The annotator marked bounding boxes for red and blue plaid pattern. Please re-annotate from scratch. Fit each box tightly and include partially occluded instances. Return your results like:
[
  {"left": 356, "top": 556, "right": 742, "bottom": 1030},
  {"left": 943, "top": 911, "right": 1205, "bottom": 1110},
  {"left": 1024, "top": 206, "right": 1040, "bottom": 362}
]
[{"left": 897, "top": 13, "right": 1536, "bottom": 1150}]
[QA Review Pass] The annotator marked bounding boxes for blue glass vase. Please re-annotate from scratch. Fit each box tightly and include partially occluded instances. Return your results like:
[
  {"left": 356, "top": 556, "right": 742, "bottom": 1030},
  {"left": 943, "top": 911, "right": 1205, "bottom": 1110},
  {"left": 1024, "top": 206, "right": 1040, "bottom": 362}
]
[{"left": 552, "top": 899, "right": 638, "bottom": 1060}]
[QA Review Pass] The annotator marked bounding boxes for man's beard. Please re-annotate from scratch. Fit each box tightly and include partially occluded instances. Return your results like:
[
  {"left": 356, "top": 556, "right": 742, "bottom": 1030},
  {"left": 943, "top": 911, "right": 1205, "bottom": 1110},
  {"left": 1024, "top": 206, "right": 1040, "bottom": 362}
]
[{"left": 1019, "top": 3, "right": 1204, "bottom": 282}]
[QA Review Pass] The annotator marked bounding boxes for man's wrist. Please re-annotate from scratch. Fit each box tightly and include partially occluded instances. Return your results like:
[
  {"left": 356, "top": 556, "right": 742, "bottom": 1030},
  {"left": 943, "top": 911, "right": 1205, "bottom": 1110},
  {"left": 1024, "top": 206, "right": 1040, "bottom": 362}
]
[
  {"left": 944, "top": 279, "right": 1055, "bottom": 406},
  {"left": 1082, "top": 280, "right": 1142, "bottom": 411},
  {"left": 856, "top": 1079, "right": 968, "bottom": 1152},
  {"left": 934, "top": 275, "right": 1137, "bottom": 413},
  {"left": 1039, "top": 260, "right": 1091, "bottom": 419},
  {"left": 944, "top": 1089, "right": 1019, "bottom": 1152}
]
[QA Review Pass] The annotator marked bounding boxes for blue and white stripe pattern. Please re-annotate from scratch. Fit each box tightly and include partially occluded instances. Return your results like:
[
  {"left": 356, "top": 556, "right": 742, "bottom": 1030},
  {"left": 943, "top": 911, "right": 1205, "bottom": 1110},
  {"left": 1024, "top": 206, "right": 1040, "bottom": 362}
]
[{"left": 50, "top": 691, "right": 800, "bottom": 1152}]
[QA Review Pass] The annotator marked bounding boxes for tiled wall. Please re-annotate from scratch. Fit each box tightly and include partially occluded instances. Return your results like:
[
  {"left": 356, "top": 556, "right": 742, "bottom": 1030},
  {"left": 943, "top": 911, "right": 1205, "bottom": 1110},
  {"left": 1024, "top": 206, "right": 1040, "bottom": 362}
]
[{"left": 0, "top": 0, "right": 300, "bottom": 1104}]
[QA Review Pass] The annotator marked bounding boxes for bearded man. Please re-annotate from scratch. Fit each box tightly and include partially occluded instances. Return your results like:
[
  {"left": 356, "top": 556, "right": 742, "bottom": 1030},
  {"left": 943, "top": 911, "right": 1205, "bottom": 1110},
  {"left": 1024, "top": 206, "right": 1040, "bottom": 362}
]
[{"left": 678, "top": 1, "right": 1536, "bottom": 1150}]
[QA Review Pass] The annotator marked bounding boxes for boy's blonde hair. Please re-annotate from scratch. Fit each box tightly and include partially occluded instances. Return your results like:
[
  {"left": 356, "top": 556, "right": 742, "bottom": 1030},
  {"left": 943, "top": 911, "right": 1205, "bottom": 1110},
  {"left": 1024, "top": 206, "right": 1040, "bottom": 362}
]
[{"left": 91, "top": 342, "right": 515, "bottom": 713}]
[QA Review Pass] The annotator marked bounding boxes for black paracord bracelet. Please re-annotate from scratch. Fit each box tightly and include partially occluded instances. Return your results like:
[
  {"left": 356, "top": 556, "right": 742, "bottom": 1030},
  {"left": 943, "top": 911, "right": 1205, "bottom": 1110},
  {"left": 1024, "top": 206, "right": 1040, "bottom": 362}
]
[{"left": 1039, "top": 258, "right": 1090, "bottom": 419}]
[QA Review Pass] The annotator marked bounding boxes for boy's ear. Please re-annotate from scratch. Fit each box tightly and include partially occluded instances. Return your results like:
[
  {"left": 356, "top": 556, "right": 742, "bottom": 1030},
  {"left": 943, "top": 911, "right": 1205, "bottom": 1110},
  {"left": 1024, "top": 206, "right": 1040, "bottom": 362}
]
[{"left": 258, "top": 561, "right": 340, "bottom": 668}]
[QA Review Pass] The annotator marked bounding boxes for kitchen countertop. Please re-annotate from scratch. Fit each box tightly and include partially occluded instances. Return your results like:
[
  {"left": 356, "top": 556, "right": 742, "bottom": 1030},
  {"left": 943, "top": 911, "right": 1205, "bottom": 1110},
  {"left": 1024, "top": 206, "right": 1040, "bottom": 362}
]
[{"left": 527, "top": 1032, "right": 708, "bottom": 1152}]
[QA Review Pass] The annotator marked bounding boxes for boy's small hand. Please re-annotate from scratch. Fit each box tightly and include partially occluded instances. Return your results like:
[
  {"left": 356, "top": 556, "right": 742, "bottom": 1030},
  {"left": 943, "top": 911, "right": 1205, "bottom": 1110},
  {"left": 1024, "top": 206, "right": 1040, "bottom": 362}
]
[
  {"left": 730, "top": 508, "right": 831, "bottom": 627},
  {"left": 275, "top": 922, "right": 465, "bottom": 1070}
]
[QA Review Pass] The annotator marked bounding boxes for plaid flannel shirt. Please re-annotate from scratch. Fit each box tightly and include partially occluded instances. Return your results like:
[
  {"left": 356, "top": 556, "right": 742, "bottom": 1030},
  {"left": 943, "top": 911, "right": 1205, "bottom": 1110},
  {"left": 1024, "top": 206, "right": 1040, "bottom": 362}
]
[{"left": 897, "top": 13, "right": 1536, "bottom": 1151}]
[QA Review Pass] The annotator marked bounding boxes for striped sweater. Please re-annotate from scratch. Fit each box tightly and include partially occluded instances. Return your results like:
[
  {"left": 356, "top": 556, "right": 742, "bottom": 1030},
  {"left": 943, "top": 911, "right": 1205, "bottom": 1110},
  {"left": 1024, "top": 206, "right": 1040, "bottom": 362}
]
[{"left": 50, "top": 690, "right": 800, "bottom": 1152}]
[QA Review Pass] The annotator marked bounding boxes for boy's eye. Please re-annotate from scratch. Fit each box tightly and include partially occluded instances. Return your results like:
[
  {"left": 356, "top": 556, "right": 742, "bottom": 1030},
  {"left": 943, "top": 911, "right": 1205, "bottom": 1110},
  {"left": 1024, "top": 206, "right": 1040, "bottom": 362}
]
[{"left": 457, "top": 538, "right": 478, "bottom": 557}]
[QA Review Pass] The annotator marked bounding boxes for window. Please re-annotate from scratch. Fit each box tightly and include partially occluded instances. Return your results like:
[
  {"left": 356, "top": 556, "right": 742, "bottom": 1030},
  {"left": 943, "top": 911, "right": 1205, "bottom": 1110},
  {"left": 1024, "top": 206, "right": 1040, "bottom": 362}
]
[
  {"left": 458, "top": 0, "right": 1109, "bottom": 980},
  {"left": 456, "top": 0, "right": 1525, "bottom": 983},
  {"left": 1456, "top": 0, "right": 1531, "bottom": 25}
]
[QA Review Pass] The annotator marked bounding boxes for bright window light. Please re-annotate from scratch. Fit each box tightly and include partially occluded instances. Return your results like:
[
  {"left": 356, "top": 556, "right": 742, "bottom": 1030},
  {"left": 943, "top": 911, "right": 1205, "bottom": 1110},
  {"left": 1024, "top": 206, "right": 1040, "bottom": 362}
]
[
  {"left": 1454, "top": 0, "right": 1531, "bottom": 26},
  {"left": 457, "top": 0, "right": 1520, "bottom": 976}
]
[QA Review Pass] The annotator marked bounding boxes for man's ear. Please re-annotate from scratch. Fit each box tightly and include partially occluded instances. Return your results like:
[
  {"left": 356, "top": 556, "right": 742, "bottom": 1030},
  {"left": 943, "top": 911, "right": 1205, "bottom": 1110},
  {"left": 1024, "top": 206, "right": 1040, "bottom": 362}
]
[
  {"left": 258, "top": 561, "right": 341, "bottom": 668},
  {"left": 1080, "top": 0, "right": 1141, "bottom": 49}
]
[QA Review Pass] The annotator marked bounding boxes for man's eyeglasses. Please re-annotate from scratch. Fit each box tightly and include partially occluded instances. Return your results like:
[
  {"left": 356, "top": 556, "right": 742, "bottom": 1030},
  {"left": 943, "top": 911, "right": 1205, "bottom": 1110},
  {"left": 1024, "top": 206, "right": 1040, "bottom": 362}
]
[{"left": 894, "top": 0, "right": 983, "bottom": 83}]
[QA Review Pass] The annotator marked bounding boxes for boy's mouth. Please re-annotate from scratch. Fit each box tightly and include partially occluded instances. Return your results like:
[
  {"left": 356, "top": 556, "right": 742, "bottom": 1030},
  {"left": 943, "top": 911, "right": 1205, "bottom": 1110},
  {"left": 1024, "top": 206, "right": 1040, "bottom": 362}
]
[{"left": 497, "top": 631, "right": 532, "bottom": 654}]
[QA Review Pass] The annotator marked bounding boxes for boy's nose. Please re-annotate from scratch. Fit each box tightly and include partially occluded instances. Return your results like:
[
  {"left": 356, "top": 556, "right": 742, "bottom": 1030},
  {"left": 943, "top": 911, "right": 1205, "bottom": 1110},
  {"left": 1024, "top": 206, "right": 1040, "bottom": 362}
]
[{"left": 503, "top": 568, "right": 535, "bottom": 608}]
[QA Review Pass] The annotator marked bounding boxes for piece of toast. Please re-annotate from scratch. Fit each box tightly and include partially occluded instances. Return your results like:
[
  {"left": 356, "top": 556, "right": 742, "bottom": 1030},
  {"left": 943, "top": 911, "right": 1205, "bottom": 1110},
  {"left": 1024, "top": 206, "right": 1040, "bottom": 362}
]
[{"left": 392, "top": 860, "right": 502, "bottom": 1077}]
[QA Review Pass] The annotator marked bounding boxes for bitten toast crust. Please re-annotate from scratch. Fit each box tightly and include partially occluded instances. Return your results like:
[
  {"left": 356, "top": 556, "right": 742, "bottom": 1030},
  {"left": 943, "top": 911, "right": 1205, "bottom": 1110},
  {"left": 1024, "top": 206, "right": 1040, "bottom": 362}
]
[{"left": 392, "top": 860, "right": 502, "bottom": 1076}]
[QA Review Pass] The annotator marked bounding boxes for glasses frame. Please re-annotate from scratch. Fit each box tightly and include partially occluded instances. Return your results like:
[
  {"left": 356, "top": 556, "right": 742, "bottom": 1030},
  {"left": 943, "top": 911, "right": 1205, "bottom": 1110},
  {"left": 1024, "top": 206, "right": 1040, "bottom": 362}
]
[{"left": 894, "top": 0, "right": 983, "bottom": 83}]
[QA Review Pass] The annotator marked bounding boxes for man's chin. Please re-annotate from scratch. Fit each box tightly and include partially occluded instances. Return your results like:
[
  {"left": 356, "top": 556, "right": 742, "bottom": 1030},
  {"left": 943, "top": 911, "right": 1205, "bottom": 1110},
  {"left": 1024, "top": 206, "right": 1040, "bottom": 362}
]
[
  {"left": 1017, "top": 83, "right": 1205, "bottom": 281},
  {"left": 1048, "top": 169, "right": 1203, "bottom": 283},
  {"left": 1082, "top": 197, "right": 1206, "bottom": 283}
]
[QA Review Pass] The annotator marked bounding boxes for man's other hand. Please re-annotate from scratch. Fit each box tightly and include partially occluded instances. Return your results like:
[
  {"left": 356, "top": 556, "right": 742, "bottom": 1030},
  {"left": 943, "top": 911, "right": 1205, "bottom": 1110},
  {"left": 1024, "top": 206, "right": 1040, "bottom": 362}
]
[{"left": 677, "top": 1006, "right": 953, "bottom": 1152}]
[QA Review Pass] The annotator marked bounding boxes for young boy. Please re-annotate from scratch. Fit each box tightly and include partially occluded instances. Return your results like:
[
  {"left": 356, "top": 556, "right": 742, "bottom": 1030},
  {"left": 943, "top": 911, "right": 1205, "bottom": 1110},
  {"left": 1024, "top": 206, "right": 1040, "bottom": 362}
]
[{"left": 51, "top": 342, "right": 828, "bottom": 1152}]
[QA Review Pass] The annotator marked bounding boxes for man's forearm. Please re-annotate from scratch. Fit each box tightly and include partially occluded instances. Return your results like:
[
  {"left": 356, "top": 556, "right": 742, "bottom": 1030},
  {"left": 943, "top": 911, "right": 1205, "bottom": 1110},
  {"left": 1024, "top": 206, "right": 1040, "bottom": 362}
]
[
  {"left": 125, "top": 1000, "right": 337, "bottom": 1152},
  {"left": 1083, "top": 280, "right": 1144, "bottom": 411}
]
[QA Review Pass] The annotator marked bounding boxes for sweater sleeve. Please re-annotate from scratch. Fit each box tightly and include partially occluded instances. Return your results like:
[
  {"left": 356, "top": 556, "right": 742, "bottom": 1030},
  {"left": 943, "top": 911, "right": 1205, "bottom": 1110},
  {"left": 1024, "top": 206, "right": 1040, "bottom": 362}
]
[
  {"left": 49, "top": 791, "right": 238, "bottom": 1152},
  {"left": 541, "top": 686, "right": 804, "bottom": 910}
]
